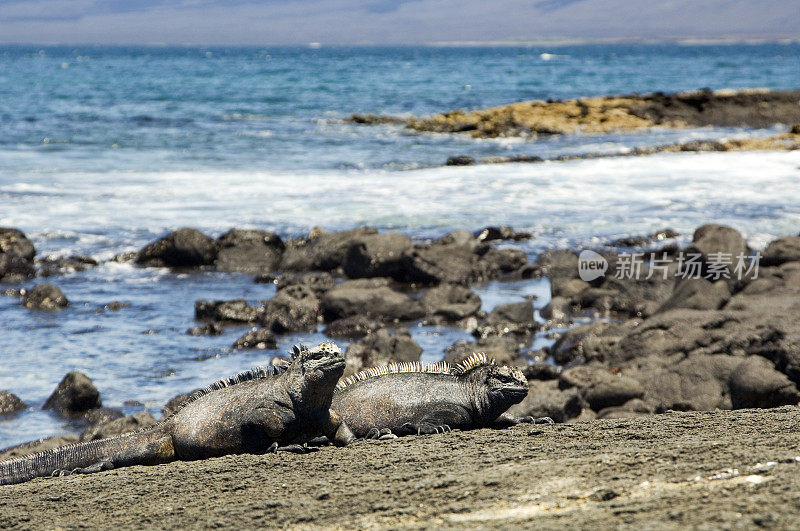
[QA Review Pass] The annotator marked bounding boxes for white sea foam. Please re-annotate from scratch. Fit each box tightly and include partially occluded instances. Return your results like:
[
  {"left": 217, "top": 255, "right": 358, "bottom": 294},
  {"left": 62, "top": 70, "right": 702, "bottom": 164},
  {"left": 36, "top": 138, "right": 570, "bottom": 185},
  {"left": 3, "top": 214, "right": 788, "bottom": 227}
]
[{"left": 1, "top": 151, "right": 799, "bottom": 255}]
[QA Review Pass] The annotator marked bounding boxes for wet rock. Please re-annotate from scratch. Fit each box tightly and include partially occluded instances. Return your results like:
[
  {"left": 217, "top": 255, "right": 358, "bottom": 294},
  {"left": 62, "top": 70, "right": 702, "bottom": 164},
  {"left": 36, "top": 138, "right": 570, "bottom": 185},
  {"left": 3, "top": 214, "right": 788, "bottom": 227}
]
[
  {"left": 443, "top": 336, "right": 523, "bottom": 367},
  {"left": 344, "top": 328, "right": 423, "bottom": 377},
  {"left": 533, "top": 249, "right": 578, "bottom": 281},
  {"left": 729, "top": 356, "right": 800, "bottom": 409},
  {"left": 591, "top": 271, "right": 675, "bottom": 318},
  {"left": 445, "top": 155, "right": 475, "bottom": 166},
  {"left": 279, "top": 227, "right": 377, "bottom": 272},
  {"left": 474, "top": 300, "right": 538, "bottom": 340},
  {"left": 232, "top": 328, "right": 278, "bottom": 350},
  {"left": 551, "top": 278, "right": 590, "bottom": 298},
  {"left": 655, "top": 277, "right": 730, "bottom": 313},
  {"left": 475, "top": 226, "right": 532, "bottom": 242},
  {"left": 104, "top": 301, "right": 129, "bottom": 311},
  {"left": 685, "top": 224, "right": 748, "bottom": 278},
  {"left": 324, "top": 316, "right": 384, "bottom": 338},
  {"left": 559, "top": 365, "right": 645, "bottom": 411},
  {"left": 487, "top": 300, "right": 534, "bottom": 325},
  {"left": 761, "top": 236, "right": 800, "bottom": 266},
  {"left": 0, "top": 227, "right": 35, "bottom": 261},
  {"left": 396, "top": 240, "right": 477, "bottom": 285},
  {"left": 0, "top": 252, "right": 36, "bottom": 283},
  {"left": 506, "top": 379, "right": 583, "bottom": 423},
  {"left": 421, "top": 284, "right": 481, "bottom": 320},
  {"left": 135, "top": 227, "right": 218, "bottom": 268},
  {"left": 263, "top": 284, "right": 320, "bottom": 333},
  {"left": 37, "top": 255, "right": 98, "bottom": 277},
  {"left": 523, "top": 361, "right": 561, "bottom": 381},
  {"left": 73, "top": 406, "right": 124, "bottom": 426},
  {"left": 275, "top": 272, "right": 335, "bottom": 296},
  {"left": 186, "top": 322, "right": 225, "bottom": 336},
  {"left": 43, "top": 372, "right": 102, "bottom": 417},
  {"left": 540, "top": 296, "right": 572, "bottom": 327},
  {"left": 321, "top": 285, "right": 424, "bottom": 322},
  {"left": 610, "top": 229, "right": 680, "bottom": 248},
  {"left": 214, "top": 229, "right": 284, "bottom": 274},
  {"left": 343, "top": 232, "right": 413, "bottom": 279},
  {"left": 0, "top": 391, "right": 26, "bottom": 416},
  {"left": 80, "top": 412, "right": 157, "bottom": 442},
  {"left": 21, "top": 283, "right": 69, "bottom": 310},
  {"left": 194, "top": 299, "right": 265, "bottom": 323},
  {"left": 550, "top": 322, "right": 627, "bottom": 365},
  {"left": 477, "top": 247, "right": 528, "bottom": 278}
]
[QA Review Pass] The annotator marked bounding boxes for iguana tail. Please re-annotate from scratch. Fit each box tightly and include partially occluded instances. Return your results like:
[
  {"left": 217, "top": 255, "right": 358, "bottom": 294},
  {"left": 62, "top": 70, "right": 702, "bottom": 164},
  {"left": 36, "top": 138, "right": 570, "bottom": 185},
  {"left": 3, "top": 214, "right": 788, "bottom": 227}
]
[{"left": 0, "top": 427, "right": 171, "bottom": 486}]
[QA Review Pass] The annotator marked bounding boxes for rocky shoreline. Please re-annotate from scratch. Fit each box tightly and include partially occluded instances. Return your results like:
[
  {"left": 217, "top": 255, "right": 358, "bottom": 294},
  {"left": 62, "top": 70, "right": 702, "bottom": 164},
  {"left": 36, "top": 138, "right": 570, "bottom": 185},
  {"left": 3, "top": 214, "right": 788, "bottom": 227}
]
[
  {"left": 350, "top": 88, "right": 800, "bottom": 138},
  {"left": 3, "top": 221, "right": 800, "bottom": 462}
]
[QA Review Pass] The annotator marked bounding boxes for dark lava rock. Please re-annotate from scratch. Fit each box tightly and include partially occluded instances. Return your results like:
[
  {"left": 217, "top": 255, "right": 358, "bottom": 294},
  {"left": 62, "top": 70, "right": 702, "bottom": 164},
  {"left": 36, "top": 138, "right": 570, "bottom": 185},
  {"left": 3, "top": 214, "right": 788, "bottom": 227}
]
[
  {"left": 475, "top": 226, "right": 532, "bottom": 242},
  {"left": 506, "top": 380, "right": 584, "bottom": 423},
  {"left": 445, "top": 155, "right": 475, "bottom": 166},
  {"left": 342, "top": 232, "right": 413, "bottom": 279},
  {"left": 186, "top": 322, "right": 225, "bottom": 336},
  {"left": 324, "top": 315, "right": 384, "bottom": 338},
  {"left": 263, "top": 284, "right": 320, "bottom": 333},
  {"left": 761, "top": 236, "right": 800, "bottom": 266},
  {"left": 194, "top": 299, "right": 264, "bottom": 323},
  {"left": 729, "top": 356, "right": 800, "bottom": 409},
  {"left": 43, "top": 372, "right": 102, "bottom": 417},
  {"left": 396, "top": 240, "right": 478, "bottom": 285},
  {"left": 549, "top": 322, "right": 627, "bottom": 365},
  {"left": 610, "top": 228, "right": 679, "bottom": 248},
  {"left": 37, "top": 255, "right": 98, "bottom": 277},
  {"left": 321, "top": 285, "right": 424, "bottom": 322},
  {"left": 559, "top": 365, "right": 645, "bottom": 411},
  {"left": 487, "top": 301, "right": 534, "bottom": 325},
  {"left": 0, "top": 435, "right": 80, "bottom": 461},
  {"left": 532, "top": 249, "right": 579, "bottom": 281},
  {"left": 685, "top": 224, "right": 748, "bottom": 278},
  {"left": 232, "top": 328, "right": 278, "bottom": 350},
  {"left": 0, "top": 252, "right": 36, "bottom": 283},
  {"left": 21, "top": 283, "right": 69, "bottom": 310},
  {"left": 104, "top": 301, "right": 130, "bottom": 311},
  {"left": 0, "top": 227, "right": 35, "bottom": 261},
  {"left": 478, "top": 247, "right": 529, "bottom": 278},
  {"left": 80, "top": 411, "right": 157, "bottom": 441},
  {"left": 135, "top": 227, "right": 218, "bottom": 268},
  {"left": 523, "top": 361, "right": 561, "bottom": 381},
  {"left": 275, "top": 272, "right": 335, "bottom": 296},
  {"left": 344, "top": 328, "right": 423, "bottom": 377},
  {"left": 0, "top": 391, "right": 26, "bottom": 416},
  {"left": 280, "top": 227, "right": 377, "bottom": 272},
  {"left": 551, "top": 278, "right": 591, "bottom": 298},
  {"left": 421, "top": 284, "right": 482, "bottom": 320},
  {"left": 215, "top": 229, "right": 284, "bottom": 274},
  {"left": 655, "top": 277, "right": 730, "bottom": 314}
]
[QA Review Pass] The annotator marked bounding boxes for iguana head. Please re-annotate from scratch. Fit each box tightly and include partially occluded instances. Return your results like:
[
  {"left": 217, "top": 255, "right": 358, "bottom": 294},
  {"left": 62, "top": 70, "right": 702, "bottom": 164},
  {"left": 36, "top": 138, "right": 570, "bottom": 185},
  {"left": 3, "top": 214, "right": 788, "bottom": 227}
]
[
  {"left": 287, "top": 342, "right": 346, "bottom": 407},
  {"left": 457, "top": 354, "right": 528, "bottom": 415}
]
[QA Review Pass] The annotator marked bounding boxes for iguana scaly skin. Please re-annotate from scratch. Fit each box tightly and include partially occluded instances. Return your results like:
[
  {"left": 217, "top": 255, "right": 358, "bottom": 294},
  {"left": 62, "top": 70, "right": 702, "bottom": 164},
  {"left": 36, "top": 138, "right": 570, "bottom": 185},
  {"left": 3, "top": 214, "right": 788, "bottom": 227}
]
[
  {"left": 0, "top": 342, "right": 354, "bottom": 485},
  {"left": 332, "top": 353, "right": 552, "bottom": 439}
]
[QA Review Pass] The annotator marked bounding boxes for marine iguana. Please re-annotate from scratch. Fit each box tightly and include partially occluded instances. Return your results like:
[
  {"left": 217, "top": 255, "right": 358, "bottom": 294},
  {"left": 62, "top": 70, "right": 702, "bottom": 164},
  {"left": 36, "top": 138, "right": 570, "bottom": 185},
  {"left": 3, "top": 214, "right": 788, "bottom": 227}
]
[
  {"left": 0, "top": 342, "right": 354, "bottom": 486},
  {"left": 331, "top": 352, "right": 552, "bottom": 439}
]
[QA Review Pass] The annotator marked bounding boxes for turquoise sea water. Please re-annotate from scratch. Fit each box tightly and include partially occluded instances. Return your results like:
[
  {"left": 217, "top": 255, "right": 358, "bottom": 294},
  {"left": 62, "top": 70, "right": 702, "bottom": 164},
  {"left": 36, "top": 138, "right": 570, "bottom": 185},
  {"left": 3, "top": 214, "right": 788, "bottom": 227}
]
[{"left": 1, "top": 43, "right": 800, "bottom": 447}]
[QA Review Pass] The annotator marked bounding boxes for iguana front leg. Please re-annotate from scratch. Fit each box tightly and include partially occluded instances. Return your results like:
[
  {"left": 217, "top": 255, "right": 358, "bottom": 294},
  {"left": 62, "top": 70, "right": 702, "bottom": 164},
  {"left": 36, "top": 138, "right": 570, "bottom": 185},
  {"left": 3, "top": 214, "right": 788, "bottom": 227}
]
[
  {"left": 324, "top": 409, "right": 355, "bottom": 447},
  {"left": 493, "top": 412, "right": 554, "bottom": 427},
  {"left": 241, "top": 406, "right": 295, "bottom": 453}
]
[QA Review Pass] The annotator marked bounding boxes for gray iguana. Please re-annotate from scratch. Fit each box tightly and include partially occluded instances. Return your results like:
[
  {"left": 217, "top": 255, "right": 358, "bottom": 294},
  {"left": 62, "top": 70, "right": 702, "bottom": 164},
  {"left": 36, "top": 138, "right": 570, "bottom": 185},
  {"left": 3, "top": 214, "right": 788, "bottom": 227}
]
[
  {"left": 331, "top": 352, "right": 552, "bottom": 439},
  {"left": 1, "top": 342, "right": 354, "bottom": 485}
]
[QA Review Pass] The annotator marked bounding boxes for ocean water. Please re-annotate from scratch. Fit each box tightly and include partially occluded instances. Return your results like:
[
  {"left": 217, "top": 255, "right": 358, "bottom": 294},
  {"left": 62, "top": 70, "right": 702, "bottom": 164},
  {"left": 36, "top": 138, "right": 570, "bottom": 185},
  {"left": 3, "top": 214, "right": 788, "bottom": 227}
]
[{"left": 1, "top": 43, "right": 800, "bottom": 448}]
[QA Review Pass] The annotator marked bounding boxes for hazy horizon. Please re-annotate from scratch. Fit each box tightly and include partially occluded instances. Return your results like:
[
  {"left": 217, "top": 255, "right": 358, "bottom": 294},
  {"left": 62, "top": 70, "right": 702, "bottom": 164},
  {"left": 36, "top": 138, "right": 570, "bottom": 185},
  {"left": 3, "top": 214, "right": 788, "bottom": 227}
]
[{"left": 1, "top": 0, "right": 798, "bottom": 46}]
